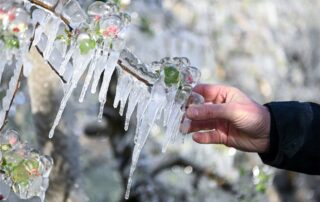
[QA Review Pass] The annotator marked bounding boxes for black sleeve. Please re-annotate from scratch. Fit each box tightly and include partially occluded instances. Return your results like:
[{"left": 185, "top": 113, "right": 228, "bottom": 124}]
[{"left": 258, "top": 101, "right": 320, "bottom": 175}]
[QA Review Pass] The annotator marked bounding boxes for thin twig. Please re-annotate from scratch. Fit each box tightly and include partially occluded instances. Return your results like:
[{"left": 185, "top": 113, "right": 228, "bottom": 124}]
[
  {"left": 27, "top": 0, "right": 156, "bottom": 86},
  {"left": 117, "top": 60, "right": 153, "bottom": 86},
  {"left": 0, "top": 66, "right": 24, "bottom": 131},
  {"left": 150, "top": 156, "right": 237, "bottom": 195},
  {"left": 34, "top": 46, "right": 67, "bottom": 83},
  {"left": 29, "top": 0, "right": 72, "bottom": 29}
]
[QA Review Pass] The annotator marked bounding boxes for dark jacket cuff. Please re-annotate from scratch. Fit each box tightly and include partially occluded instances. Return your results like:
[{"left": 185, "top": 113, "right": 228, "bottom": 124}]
[
  {"left": 258, "top": 104, "right": 279, "bottom": 164},
  {"left": 258, "top": 102, "right": 312, "bottom": 168}
]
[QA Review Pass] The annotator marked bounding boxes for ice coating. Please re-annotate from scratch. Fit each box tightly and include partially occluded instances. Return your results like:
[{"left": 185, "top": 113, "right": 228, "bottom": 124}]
[
  {"left": 79, "top": 49, "right": 99, "bottom": 103},
  {"left": 0, "top": 1, "right": 205, "bottom": 201},
  {"left": 0, "top": 130, "right": 53, "bottom": 202},
  {"left": 113, "top": 69, "right": 134, "bottom": 116},
  {"left": 90, "top": 54, "right": 109, "bottom": 94},
  {"left": 0, "top": 1, "right": 35, "bottom": 127},
  {"left": 45, "top": 1, "right": 130, "bottom": 135},
  {"left": 125, "top": 57, "right": 201, "bottom": 199},
  {"left": 0, "top": 61, "right": 23, "bottom": 127},
  {"left": 43, "top": 17, "right": 61, "bottom": 60},
  {"left": 125, "top": 80, "right": 167, "bottom": 199},
  {"left": 61, "top": 0, "right": 87, "bottom": 28},
  {"left": 124, "top": 81, "right": 149, "bottom": 131},
  {"left": 49, "top": 47, "right": 94, "bottom": 138},
  {"left": 97, "top": 51, "right": 119, "bottom": 122}
]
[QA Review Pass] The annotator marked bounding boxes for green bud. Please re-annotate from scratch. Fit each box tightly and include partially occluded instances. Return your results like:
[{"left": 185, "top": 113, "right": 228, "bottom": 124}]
[
  {"left": 164, "top": 66, "right": 180, "bottom": 87},
  {"left": 4, "top": 37, "right": 20, "bottom": 49},
  {"left": 11, "top": 164, "right": 29, "bottom": 186},
  {"left": 79, "top": 38, "right": 96, "bottom": 55}
]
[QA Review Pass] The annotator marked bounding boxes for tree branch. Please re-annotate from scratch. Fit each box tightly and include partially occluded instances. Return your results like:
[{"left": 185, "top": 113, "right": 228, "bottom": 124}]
[
  {"left": 27, "top": 0, "right": 158, "bottom": 86},
  {"left": 150, "top": 156, "right": 237, "bottom": 195},
  {"left": 0, "top": 66, "right": 23, "bottom": 132}
]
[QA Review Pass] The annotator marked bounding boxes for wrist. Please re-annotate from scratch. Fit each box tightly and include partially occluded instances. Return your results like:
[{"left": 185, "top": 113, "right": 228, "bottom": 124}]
[
  {"left": 260, "top": 105, "right": 271, "bottom": 153},
  {"left": 258, "top": 104, "right": 278, "bottom": 160}
]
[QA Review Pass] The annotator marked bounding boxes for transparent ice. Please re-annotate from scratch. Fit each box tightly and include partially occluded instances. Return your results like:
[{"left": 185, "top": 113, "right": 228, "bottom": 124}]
[
  {"left": 49, "top": 48, "right": 94, "bottom": 138},
  {"left": 125, "top": 80, "right": 167, "bottom": 199},
  {"left": 97, "top": 51, "right": 120, "bottom": 122},
  {"left": 0, "top": 1, "right": 204, "bottom": 201},
  {"left": 124, "top": 81, "right": 149, "bottom": 131},
  {"left": 0, "top": 130, "right": 53, "bottom": 202}
]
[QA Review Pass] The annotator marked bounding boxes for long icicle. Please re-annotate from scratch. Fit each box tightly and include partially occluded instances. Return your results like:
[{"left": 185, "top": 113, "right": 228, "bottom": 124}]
[
  {"left": 125, "top": 82, "right": 167, "bottom": 199},
  {"left": 97, "top": 51, "right": 120, "bottom": 121},
  {"left": 49, "top": 50, "right": 94, "bottom": 138},
  {"left": 79, "top": 49, "right": 99, "bottom": 102}
]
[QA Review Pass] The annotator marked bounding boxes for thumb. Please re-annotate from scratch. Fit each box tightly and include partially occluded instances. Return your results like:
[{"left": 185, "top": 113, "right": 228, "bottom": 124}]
[{"left": 186, "top": 103, "right": 233, "bottom": 121}]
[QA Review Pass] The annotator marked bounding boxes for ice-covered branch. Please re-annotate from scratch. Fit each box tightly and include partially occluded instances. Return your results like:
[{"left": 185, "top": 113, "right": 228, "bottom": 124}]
[
  {"left": 0, "top": 66, "right": 23, "bottom": 131},
  {"left": 27, "top": 0, "right": 158, "bottom": 85},
  {"left": 0, "top": 0, "right": 204, "bottom": 200}
]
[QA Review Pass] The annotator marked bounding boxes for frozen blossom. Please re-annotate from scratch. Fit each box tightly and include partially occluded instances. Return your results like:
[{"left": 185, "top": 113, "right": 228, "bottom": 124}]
[
  {"left": 0, "top": 1, "right": 204, "bottom": 201},
  {"left": 38, "top": 0, "right": 132, "bottom": 136},
  {"left": 0, "top": 130, "right": 53, "bottom": 202},
  {"left": 0, "top": 1, "right": 35, "bottom": 127}
]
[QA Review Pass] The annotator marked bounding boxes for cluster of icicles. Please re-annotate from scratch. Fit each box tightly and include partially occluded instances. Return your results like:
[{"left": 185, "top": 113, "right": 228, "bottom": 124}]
[
  {"left": 0, "top": 0, "right": 205, "bottom": 200},
  {"left": 0, "top": 130, "right": 53, "bottom": 201},
  {"left": 0, "top": 0, "right": 35, "bottom": 128}
]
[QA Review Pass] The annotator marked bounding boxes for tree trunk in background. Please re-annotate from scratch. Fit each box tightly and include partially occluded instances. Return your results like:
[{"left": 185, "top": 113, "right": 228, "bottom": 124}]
[{"left": 27, "top": 47, "right": 80, "bottom": 202}]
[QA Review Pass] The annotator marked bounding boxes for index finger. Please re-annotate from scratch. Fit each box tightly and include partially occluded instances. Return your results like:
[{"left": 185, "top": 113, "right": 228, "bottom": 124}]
[{"left": 193, "top": 84, "right": 233, "bottom": 103}]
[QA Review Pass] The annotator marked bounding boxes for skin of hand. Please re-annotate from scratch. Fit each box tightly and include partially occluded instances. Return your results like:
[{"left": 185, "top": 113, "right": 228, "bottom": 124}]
[{"left": 186, "top": 84, "right": 271, "bottom": 153}]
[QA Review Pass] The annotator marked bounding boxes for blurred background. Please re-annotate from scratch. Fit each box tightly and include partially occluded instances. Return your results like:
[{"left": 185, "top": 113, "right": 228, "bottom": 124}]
[{"left": 4, "top": 0, "right": 320, "bottom": 201}]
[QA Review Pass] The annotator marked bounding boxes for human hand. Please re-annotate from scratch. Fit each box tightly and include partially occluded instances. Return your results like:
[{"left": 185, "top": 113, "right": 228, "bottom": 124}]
[{"left": 186, "top": 84, "right": 271, "bottom": 153}]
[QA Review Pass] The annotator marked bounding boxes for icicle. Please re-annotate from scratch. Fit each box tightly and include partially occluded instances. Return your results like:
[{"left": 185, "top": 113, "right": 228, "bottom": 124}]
[
  {"left": 0, "top": 61, "right": 23, "bottom": 126},
  {"left": 20, "top": 41, "right": 35, "bottom": 77},
  {"left": 172, "top": 109, "right": 185, "bottom": 142},
  {"left": 133, "top": 92, "right": 150, "bottom": 142},
  {"left": 48, "top": 82, "right": 75, "bottom": 138},
  {"left": 49, "top": 49, "right": 94, "bottom": 138},
  {"left": 119, "top": 77, "right": 133, "bottom": 116},
  {"left": 162, "top": 105, "right": 180, "bottom": 153},
  {"left": 90, "top": 54, "right": 108, "bottom": 94},
  {"left": 97, "top": 51, "right": 120, "bottom": 121},
  {"left": 162, "top": 105, "right": 184, "bottom": 153},
  {"left": 79, "top": 49, "right": 99, "bottom": 102},
  {"left": 125, "top": 82, "right": 167, "bottom": 199},
  {"left": 43, "top": 17, "right": 61, "bottom": 60},
  {"left": 58, "top": 42, "right": 76, "bottom": 75},
  {"left": 162, "top": 87, "right": 178, "bottom": 126},
  {"left": 113, "top": 69, "right": 126, "bottom": 109},
  {"left": 22, "top": 52, "right": 33, "bottom": 77},
  {"left": 124, "top": 82, "right": 148, "bottom": 131},
  {"left": 32, "top": 11, "right": 50, "bottom": 47},
  {"left": 54, "top": 39, "right": 68, "bottom": 59},
  {"left": 113, "top": 70, "right": 134, "bottom": 116},
  {"left": 0, "top": 60, "right": 7, "bottom": 84}
]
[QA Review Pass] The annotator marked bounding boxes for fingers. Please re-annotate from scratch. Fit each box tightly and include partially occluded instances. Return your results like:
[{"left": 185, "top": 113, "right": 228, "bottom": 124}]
[
  {"left": 186, "top": 103, "right": 233, "bottom": 121},
  {"left": 192, "top": 84, "right": 235, "bottom": 103},
  {"left": 192, "top": 130, "right": 226, "bottom": 145},
  {"left": 187, "top": 119, "right": 220, "bottom": 133}
]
